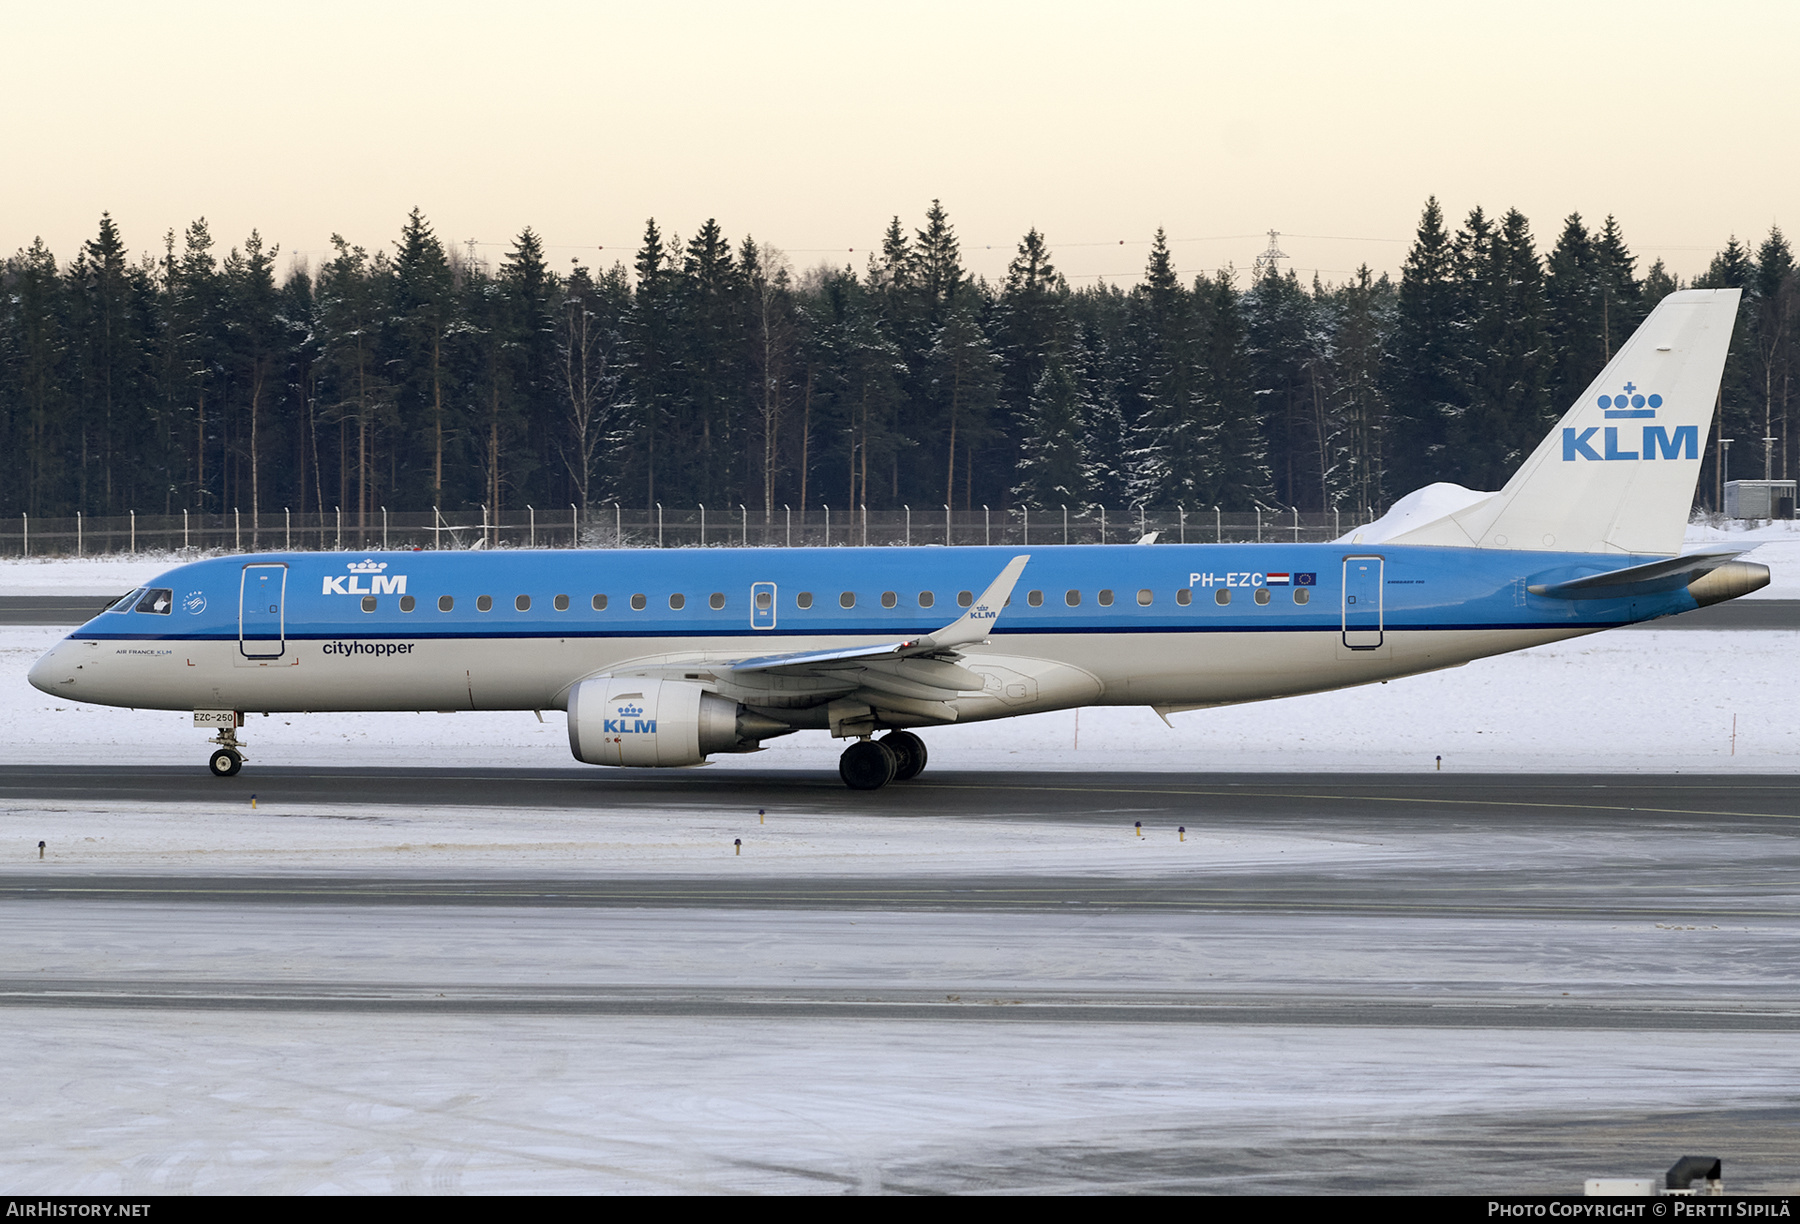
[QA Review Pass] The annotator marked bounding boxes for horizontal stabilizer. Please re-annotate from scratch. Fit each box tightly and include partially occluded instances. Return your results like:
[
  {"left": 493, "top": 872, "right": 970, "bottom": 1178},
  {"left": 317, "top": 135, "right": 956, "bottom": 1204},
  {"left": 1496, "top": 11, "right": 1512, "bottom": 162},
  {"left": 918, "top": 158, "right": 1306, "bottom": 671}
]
[{"left": 1527, "top": 548, "right": 1745, "bottom": 599}]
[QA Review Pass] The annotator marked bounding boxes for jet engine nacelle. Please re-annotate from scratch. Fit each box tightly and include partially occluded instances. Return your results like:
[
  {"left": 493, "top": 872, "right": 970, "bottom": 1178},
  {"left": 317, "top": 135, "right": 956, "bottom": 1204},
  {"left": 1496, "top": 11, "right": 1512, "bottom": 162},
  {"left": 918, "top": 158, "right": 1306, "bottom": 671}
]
[{"left": 567, "top": 677, "right": 746, "bottom": 767}]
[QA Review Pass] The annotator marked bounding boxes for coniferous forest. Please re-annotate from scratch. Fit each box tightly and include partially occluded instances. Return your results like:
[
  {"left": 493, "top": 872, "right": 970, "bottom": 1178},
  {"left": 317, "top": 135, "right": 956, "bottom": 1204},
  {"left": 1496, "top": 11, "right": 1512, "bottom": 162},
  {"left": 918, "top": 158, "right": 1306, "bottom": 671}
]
[{"left": 1, "top": 199, "right": 1794, "bottom": 535}]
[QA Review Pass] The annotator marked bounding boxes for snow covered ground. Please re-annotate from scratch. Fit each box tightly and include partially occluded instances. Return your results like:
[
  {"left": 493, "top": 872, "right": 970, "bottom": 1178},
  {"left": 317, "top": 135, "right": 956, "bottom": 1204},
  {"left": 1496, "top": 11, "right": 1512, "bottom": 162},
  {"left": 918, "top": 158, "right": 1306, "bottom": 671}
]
[{"left": 3, "top": 1010, "right": 1793, "bottom": 1194}]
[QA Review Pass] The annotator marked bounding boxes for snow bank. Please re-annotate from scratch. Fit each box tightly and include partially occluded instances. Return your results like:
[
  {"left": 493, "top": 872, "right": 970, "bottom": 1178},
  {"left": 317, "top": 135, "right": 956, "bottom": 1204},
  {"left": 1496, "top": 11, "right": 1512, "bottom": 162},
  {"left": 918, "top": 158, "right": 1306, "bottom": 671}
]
[{"left": 1334, "top": 482, "right": 1493, "bottom": 544}]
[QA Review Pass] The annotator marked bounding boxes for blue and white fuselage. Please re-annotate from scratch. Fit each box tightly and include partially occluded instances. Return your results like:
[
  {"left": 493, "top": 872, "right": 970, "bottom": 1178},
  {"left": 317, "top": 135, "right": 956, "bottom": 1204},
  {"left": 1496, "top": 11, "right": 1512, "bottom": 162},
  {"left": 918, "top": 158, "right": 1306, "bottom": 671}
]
[
  {"left": 27, "top": 540, "right": 1752, "bottom": 718},
  {"left": 23, "top": 288, "right": 1772, "bottom": 786}
]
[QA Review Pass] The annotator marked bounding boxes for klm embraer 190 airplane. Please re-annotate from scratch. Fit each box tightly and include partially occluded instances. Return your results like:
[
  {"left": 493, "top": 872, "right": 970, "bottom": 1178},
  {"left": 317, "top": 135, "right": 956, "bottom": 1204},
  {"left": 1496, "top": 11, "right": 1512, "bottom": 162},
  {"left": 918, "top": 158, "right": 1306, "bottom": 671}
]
[{"left": 29, "top": 289, "right": 1770, "bottom": 788}]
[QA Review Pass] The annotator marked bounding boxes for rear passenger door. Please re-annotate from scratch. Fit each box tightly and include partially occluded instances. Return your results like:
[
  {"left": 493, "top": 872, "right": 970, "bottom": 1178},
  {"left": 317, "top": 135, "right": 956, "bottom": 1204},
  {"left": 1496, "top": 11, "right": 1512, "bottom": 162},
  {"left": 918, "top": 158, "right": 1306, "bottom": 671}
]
[{"left": 1340, "top": 556, "right": 1383, "bottom": 650}]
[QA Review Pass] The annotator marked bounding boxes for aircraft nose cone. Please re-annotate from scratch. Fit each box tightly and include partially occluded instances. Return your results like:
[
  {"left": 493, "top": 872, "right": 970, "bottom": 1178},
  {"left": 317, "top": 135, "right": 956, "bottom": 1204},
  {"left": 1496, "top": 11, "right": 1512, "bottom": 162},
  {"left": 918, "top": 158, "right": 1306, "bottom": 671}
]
[{"left": 27, "top": 643, "right": 67, "bottom": 696}]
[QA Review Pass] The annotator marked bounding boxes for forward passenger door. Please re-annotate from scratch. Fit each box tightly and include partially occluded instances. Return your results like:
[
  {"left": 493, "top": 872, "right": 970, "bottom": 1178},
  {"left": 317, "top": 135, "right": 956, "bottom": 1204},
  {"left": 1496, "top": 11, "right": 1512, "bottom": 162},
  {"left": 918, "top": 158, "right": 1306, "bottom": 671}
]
[{"left": 239, "top": 564, "right": 287, "bottom": 659}]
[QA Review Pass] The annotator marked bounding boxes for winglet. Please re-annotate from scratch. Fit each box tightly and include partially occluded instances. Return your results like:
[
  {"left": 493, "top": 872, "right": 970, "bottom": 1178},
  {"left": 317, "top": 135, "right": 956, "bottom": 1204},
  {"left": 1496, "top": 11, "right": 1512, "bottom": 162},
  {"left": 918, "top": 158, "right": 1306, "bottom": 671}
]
[{"left": 908, "top": 555, "right": 1030, "bottom": 652}]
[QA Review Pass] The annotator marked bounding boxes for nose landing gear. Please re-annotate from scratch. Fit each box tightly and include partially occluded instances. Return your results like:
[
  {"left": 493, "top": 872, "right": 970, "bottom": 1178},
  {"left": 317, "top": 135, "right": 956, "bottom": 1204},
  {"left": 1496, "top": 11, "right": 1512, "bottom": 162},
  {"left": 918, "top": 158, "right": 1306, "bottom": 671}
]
[{"left": 202, "top": 714, "right": 247, "bottom": 777}]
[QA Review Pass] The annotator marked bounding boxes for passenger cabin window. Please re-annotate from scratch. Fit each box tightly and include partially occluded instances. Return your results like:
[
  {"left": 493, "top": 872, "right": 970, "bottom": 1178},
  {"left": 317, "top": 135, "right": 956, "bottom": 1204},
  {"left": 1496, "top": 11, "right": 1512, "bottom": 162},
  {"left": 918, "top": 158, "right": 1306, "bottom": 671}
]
[
  {"left": 438, "top": 595, "right": 454, "bottom": 612},
  {"left": 361, "top": 596, "right": 377, "bottom": 613},
  {"left": 797, "top": 592, "right": 813, "bottom": 609},
  {"left": 957, "top": 591, "right": 973, "bottom": 607},
  {"left": 1098, "top": 589, "right": 1115, "bottom": 607},
  {"left": 554, "top": 594, "right": 570, "bottom": 611},
  {"left": 1136, "top": 589, "right": 1153, "bottom": 606},
  {"left": 669, "top": 593, "right": 685, "bottom": 610},
  {"left": 918, "top": 591, "right": 934, "bottom": 609},
  {"left": 515, "top": 595, "right": 531, "bottom": 611},
  {"left": 400, "top": 595, "right": 416, "bottom": 613},
  {"left": 1214, "top": 589, "right": 1231, "bottom": 606},
  {"left": 1293, "top": 588, "right": 1310, "bottom": 605},
  {"left": 592, "top": 594, "right": 608, "bottom": 611},
  {"left": 630, "top": 594, "right": 647, "bottom": 611},
  {"left": 755, "top": 590, "right": 772, "bottom": 610},
  {"left": 1027, "top": 590, "right": 1043, "bottom": 607},
  {"left": 709, "top": 592, "right": 726, "bottom": 610},
  {"left": 1254, "top": 588, "right": 1271, "bottom": 605},
  {"left": 880, "top": 591, "right": 897, "bottom": 608},
  {"left": 135, "top": 589, "right": 173, "bottom": 615},
  {"left": 1065, "top": 590, "right": 1081, "bottom": 607},
  {"left": 476, "top": 595, "right": 493, "bottom": 612},
  {"left": 839, "top": 592, "right": 855, "bottom": 608},
  {"left": 1176, "top": 588, "right": 1192, "bottom": 606}
]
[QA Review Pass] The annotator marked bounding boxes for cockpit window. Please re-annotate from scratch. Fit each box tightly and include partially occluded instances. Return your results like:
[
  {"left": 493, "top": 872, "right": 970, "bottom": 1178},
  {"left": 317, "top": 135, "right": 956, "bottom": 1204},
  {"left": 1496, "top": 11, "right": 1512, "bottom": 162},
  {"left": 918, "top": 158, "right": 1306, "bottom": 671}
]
[
  {"left": 109, "top": 588, "right": 146, "bottom": 612},
  {"left": 134, "top": 588, "right": 173, "bottom": 615}
]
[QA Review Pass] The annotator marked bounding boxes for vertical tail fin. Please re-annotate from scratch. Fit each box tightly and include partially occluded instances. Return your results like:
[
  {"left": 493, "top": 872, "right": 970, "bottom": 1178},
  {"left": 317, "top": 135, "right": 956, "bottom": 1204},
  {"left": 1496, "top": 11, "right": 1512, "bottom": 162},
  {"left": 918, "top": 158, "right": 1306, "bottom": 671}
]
[{"left": 1392, "top": 287, "right": 1741, "bottom": 555}]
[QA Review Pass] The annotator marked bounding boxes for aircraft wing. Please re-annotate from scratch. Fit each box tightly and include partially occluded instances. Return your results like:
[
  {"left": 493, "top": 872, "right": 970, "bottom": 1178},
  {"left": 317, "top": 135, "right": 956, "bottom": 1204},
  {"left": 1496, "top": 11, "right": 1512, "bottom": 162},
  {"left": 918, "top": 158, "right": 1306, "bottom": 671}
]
[
  {"left": 729, "top": 554, "right": 1031, "bottom": 676},
  {"left": 719, "top": 555, "right": 1031, "bottom": 724}
]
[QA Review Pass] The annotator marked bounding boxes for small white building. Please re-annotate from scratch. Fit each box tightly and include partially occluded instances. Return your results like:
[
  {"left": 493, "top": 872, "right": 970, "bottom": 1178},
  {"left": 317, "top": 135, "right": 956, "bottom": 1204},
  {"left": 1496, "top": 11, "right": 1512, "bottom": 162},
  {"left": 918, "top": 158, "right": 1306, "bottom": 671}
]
[{"left": 1724, "top": 479, "right": 1797, "bottom": 519}]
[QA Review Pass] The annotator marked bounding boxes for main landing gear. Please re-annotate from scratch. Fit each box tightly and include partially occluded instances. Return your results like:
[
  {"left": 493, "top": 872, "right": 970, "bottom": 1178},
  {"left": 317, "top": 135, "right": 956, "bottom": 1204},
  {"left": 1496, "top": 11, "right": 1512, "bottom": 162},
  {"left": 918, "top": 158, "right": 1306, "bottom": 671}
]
[{"left": 838, "top": 731, "right": 928, "bottom": 791}]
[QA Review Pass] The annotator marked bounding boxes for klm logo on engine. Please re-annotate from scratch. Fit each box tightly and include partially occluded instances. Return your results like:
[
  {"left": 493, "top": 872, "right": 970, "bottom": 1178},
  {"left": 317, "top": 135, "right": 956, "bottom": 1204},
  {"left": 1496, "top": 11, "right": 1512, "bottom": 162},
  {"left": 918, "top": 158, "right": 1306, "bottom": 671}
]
[
  {"left": 605, "top": 704, "right": 655, "bottom": 734},
  {"left": 1562, "top": 383, "right": 1697, "bottom": 462},
  {"left": 321, "top": 558, "right": 408, "bottom": 596}
]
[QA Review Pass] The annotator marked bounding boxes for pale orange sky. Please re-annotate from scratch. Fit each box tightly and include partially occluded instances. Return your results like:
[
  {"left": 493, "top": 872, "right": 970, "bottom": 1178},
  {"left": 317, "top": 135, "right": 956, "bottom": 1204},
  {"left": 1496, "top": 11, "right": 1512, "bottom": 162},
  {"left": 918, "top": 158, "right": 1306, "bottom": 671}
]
[{"left": 4, "top": 0, "right": 1794, "bottom": 286}]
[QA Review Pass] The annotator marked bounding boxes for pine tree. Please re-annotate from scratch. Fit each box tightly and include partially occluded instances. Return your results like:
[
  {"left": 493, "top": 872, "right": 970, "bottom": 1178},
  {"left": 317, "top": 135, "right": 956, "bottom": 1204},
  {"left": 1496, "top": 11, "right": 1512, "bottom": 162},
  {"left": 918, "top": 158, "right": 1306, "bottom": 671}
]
[
  {"left": 1593, "top": 215, "right": 1644, "bottom": 359},
  {"left": 915, "top": 200, "right": 964, "bottom": 323},
  {"left": 222, "top": 230, "right": 281, "bottom": 539},
  {"left": 1750, "top": 227, "right": 1796, "bottom": 480},
  {"left": 392, "top": 208, "right": 456, "bottom": 506},
  {"left": 1244, "top": 266, "right": 1315, "bottom": 508},
  {"left": 6, "top": 239, "right": 70, "bottom": 513},
  {"left": 1456, "top": 207, "right": 1549, "bottom": 487},
  {"left": 1124, "top": 230, "right": 1215, "bottom": 508},
  {"left": 680, "top": 219, "right": 745, "bottom": 504},
  {"left": 616, "top": 218, "right": 680, "bottom": 509},
  {"left": 315, "top": 235, "right": 394, "bottom": 530},
  {"left": 1012, "top": 357, "right": 1089, "bottom": 509},
  {"left": 1332, "top": 266, "right": 1395, "bottom": 518},
  {"left": 1697, "top": 236, "right": 1760, "bottom": 496},
  {"left": 167, "top": 220, "right": 226, "bottom": 512},
  {"left": 1543, "top": 213, "right": 1601, "bottom": 413},
  {"left": 1388, "top": 198, "right": 1461, "bottom": 492},
  {"left": 925, "top": 300, "right": 999, "bottom": 509},
  {"left": 69, "top": 214, "right": 153, "bottom": 514},
  {"left": 1196, "top": 268, "right": 1267, "bottom": 508},
  {"left": 993, "top": 228, "right": 1066, "bottom": 425}
]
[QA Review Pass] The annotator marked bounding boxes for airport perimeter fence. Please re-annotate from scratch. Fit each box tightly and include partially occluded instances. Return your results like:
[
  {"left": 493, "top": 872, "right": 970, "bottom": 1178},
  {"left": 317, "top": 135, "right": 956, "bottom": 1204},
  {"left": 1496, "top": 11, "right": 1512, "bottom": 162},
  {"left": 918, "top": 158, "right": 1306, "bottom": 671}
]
[{"left": 0, "top": 504, "right": 1377, "bottom": 558}]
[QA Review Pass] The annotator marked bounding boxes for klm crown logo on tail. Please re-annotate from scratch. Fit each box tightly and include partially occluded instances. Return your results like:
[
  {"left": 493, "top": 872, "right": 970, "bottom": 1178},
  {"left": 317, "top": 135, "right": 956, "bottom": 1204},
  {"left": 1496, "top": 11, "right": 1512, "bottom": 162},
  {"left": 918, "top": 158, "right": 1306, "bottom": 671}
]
[{"left": 1562, "top": 382, "right": 1696, "bottom": 463}]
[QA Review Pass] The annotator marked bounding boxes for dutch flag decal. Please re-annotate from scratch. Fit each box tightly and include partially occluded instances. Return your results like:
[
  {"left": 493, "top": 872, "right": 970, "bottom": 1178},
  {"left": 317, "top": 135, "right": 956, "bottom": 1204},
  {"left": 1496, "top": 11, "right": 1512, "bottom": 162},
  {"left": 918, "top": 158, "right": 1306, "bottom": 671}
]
[{"left": 1267, "top": 573, "right": 1291, "bottom": 585}]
